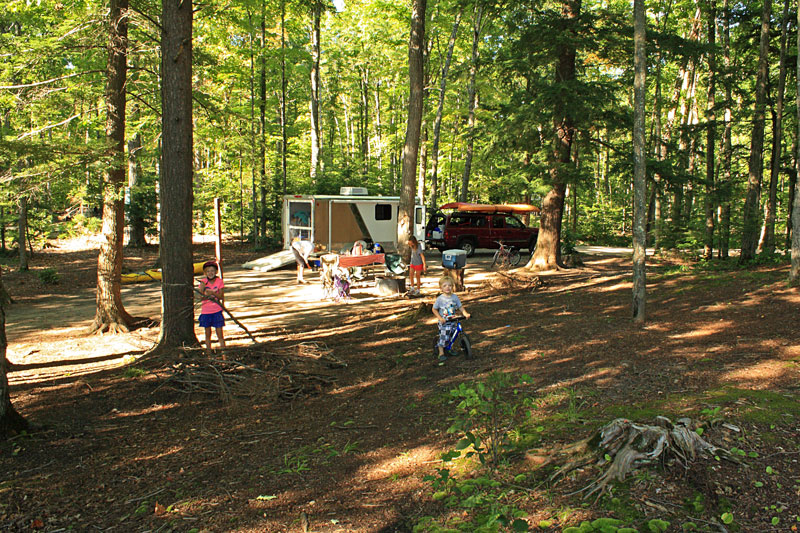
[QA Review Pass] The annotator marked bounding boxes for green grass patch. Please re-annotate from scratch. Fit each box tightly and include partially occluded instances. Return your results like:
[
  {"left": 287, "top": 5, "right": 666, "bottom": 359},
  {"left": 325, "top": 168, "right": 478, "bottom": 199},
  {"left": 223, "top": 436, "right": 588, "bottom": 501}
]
[{"left": 122, "top": 367, "right": 146, "bottom": 378}]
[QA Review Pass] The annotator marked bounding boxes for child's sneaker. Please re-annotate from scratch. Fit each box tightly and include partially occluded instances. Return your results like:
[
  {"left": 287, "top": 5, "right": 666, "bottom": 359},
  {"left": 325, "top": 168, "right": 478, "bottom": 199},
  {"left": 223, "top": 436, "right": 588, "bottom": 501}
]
[{"left": 437, "top": 354, "right": 448, "bottom": 365}]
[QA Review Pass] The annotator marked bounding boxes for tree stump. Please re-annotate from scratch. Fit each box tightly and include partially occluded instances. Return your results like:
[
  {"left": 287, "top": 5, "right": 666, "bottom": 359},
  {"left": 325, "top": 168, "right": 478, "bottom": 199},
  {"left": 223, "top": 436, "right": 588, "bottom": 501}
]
[{"left": 442, "top": 267, "right": 465, "bottom": 291}]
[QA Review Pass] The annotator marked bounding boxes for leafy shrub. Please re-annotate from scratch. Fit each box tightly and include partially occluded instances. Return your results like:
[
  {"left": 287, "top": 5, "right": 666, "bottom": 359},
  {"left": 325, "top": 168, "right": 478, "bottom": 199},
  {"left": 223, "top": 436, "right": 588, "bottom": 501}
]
[{"left": 37, "top": 268, "right": 59, "bottom": 285}]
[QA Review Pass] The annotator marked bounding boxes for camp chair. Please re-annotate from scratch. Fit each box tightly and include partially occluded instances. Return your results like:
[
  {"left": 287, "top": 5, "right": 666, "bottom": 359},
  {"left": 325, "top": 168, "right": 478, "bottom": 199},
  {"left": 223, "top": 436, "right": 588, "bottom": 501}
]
[
  {"left": 332, "top": 267, "right": 351, "bottom": 301},
  {"left": 384, "top": 253, "right": 406, "bottom": 276},
  {"left": 319, "top": 254, "right": 340, "bottom": 299}
]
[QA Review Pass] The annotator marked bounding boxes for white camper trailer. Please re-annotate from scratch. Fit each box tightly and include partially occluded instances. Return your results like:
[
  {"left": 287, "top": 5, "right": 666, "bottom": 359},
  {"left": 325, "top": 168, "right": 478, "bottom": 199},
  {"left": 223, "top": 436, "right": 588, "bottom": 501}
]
[
  {"left": 284, "top": 188, "right": 426, "bottom": 253},
  {"left": 242, "top": 188, "right": 426, "bottom": 272}
]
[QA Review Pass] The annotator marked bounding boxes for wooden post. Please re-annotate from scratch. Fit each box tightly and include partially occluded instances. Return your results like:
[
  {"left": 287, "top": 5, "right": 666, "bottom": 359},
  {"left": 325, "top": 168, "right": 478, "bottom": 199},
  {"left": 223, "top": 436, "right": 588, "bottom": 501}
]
[{"left": 214, "top": 198, "right": 223, "bottom": 279}]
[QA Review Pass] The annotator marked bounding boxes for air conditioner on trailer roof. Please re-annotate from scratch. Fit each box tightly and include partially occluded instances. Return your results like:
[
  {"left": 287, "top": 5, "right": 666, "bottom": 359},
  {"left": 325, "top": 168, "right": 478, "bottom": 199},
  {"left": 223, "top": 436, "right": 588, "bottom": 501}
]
[{"left": 339, "top": 186, "right": 369, "bottom": 196}]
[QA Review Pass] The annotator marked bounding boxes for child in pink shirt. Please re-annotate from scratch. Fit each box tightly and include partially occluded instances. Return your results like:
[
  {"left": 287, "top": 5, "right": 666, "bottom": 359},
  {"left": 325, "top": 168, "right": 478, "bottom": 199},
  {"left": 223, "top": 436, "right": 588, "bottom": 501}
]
[{"left": 198, "top": 261, "right": 226, "bottom": 357}]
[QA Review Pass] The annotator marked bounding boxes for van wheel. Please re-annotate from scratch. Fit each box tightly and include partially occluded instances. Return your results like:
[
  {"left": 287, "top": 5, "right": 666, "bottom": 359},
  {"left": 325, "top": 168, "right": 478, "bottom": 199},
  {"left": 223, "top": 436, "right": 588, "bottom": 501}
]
[{"left": 457, "top": 238, "right": 476, "bottom": 257}]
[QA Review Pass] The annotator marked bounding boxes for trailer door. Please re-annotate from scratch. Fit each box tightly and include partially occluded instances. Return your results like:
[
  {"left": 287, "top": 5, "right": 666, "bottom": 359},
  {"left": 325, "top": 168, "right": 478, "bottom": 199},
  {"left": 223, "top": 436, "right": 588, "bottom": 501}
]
[
  {"left": 286, "top": 199, "right": 313, "bottom": 245},
  {"left": 414, "top": 205, "right": 426, "bottom": 249}
]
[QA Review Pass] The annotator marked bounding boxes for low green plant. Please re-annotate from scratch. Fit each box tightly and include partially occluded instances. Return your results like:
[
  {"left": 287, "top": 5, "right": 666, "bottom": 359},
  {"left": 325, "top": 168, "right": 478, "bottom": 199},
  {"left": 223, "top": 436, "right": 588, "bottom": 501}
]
[
  {"left": 123, "top": 367, "right": 146, "bottom": 378},
  {"left": 37, "top": 267, "right": 59, "bottom": 285}
]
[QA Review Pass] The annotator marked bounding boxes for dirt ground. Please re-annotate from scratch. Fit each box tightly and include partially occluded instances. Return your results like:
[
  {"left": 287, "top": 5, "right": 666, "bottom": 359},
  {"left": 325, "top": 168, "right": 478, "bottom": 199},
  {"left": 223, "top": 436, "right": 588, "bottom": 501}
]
[{"left": 2, "top": 238, "right": 800, "bottom": 532}]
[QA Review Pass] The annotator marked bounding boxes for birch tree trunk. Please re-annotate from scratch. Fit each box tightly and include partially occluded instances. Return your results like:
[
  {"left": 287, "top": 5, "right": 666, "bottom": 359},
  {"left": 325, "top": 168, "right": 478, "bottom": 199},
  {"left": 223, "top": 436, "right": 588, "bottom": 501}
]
[
  {"left": 459, "top": 4, "right": 483, "bottom": 202},
  {"left": 430, "top": 8, "right": 462, "bottom": 209},
  {"left": 740, "top": 0, "right": 771, "bottom": 262},
  {"left": 309, "top": 0, "right": 322, "bottom": 183}
]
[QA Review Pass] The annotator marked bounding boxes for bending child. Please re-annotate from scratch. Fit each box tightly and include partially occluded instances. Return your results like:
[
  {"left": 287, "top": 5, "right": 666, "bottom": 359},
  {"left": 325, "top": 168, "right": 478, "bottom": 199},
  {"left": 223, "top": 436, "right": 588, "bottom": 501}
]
[
  {"left": 198, "top": 261, "right": 226, "bottom": 358},
  {"left": 408, "top": 236, "right": 427, "bottom": 295},
  {"left": 432, "top": 276, "right": 470, "bottom": 363}
]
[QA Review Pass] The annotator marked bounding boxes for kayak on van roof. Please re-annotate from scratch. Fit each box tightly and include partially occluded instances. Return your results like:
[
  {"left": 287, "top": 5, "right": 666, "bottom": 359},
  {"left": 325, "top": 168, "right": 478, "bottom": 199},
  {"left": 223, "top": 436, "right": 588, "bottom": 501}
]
[{"left": 438, "top": 202, "right": 540, "bottom": 214}]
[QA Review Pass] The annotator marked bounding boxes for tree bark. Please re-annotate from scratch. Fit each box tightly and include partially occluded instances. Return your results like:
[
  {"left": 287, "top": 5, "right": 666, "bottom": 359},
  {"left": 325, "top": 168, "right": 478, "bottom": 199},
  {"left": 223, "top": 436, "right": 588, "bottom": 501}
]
[
  {"left": 0, "top": 268, "right": 27, "bottom": 439},
  {"left": 459, "top": 4, "right": 483, "bottom": 202},
  {"left": 719, "top": 0, "right": 732, "bottom": 258},
  {"left": 90, "top": 0, "right": 135, "bottom": 334},
  {"left": 703, "top": 0, "right": 716, "bottom": 261},
  {"left": 430, "top": 8, "right": 462, "bottom": 209},
  {"left": 759, "top": 0, "right": 790, "bottom": 255},
  {"left": 309, "top": 0, "right": 322, "bottom": 183},
  {"left": 398, "top": 0, "right": 427, "bottom": 260},
  {"left": 527, "top": 0, "right": 580, "bottom": 271},
  {"left": 154, "top": 0, "right": 197, "bottom": 350},
  {"left": 632, "top": 0, "right": 646, "bottom": 323},
  {"left": 259, "top": 2, "right": 267, "bottom": 243},
  {"left": 127, "top": 132, "right": 147, "bottom": 247},
  {"left": 790, "top": 1, "right": 800, "bottom": 283},
  {"left": 739, "top": 0, "right": 771, "bottom": 262},
  {"left": 18, "top": 196, "right": 28, "bottom": 272}
]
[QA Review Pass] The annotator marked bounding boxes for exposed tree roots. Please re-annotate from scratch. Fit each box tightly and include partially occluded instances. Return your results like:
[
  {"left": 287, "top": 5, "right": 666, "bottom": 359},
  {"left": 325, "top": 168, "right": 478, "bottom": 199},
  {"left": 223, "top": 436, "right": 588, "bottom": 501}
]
[
  {"left": 86, "top": 316, "right": 156, "bottom": 335},
  {"left": 484, "top": 271, "right": 544, "bottom": 292},
  {"left": 548, "top": 417, "right": 735, "bottom": 499},
  {"left": 156, "top": 342, "right": 345, "bottom": 402}
]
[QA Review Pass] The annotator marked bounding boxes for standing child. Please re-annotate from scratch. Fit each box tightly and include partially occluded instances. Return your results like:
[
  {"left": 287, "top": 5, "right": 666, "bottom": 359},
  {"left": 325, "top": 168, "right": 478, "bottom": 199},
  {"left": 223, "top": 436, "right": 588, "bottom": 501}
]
[
  {"left": 408, "top": 236, "right": 427, "bottom": 295},
  {"left": 198, "top": 261, "right": 226, "bottom": 358},
  {"left": 432, "top": 275, "right": 470, "bottom": 363}
]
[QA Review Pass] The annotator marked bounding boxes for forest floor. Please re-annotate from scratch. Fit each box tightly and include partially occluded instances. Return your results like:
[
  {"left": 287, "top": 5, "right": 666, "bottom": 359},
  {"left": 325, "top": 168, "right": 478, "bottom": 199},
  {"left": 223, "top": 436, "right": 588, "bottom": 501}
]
[{"left": 2, "top": 237, "right": 800, "bottom": 533}]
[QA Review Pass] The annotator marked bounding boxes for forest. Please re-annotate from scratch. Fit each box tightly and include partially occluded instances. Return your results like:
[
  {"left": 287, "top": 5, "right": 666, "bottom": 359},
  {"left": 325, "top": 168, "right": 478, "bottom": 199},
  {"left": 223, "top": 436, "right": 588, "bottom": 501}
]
[{"left": 1, "top": 0, "right": 800, "bottom": 531}]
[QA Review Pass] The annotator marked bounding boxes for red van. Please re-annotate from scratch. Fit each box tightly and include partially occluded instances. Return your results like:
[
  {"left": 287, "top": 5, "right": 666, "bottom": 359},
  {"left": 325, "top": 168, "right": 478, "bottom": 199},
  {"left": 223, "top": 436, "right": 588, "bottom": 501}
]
[{"left": 425, "top": 206, "right": 539, "bottom": 256}]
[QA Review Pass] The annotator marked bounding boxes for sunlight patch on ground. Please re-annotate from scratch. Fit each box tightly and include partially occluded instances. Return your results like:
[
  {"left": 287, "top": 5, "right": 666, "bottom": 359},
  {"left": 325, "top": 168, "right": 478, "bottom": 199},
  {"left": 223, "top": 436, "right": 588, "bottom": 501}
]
[
  {"left": 359, "top": 445, "right": 441, "bottom": 482},
  {"left": 721, "top": 361, "right": 798, "bottom": 388},
  {"left": 330, "top": 377, "right": 388, "bottom": 395},
  {"left": 106, "top": 402, "right": 181, "bottom": 419},
  {"left": 667, "top": 321, "right": 730, "bottom": 339}
]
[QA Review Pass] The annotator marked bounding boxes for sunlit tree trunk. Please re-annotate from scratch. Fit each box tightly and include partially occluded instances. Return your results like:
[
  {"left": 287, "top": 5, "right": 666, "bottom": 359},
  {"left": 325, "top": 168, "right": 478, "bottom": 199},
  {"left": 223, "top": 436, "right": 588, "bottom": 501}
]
[
  {"left": 632, "top": 0, "right": 646, "bottom": 322},
  {"left": 430, "top": 8, "right": 462, "bottom": 209},
  {"left": 719, "top": 0, "right": 732, "bottom": 258},
  {"left": 526, "top": 0, "right": 579, "bottom": 271},
  {"left": 740, "top": 0, "right": 771, "bottom": 262},
  {"left": 154, "top": 0, "right": 197, "bottom": 350},
  {"left": 258, "top": 1, "right": 267, "bottom": 242},
  {"left": 17, "top": 196, "right": 27, "bottom": 272},
  {"left": 398, "top": 0, "right": 426, "bottom": 259},
  {"left": 703, "top": 0, "right": 716, "bottom": 261},
  {"left": 759, "top": 0, "right": 790, "bottom": 255},
  {"left": 790, "top": 2, "right": 800, "bottom": 283},
  {"left": 459, "top": 4, "right": 483, "bottom": 202},
  {"left": 90, "top": 0, "right": 135, "bottom": 334},
  {"left": 310, "top": 0, "right": 322, "bottom": 183}
]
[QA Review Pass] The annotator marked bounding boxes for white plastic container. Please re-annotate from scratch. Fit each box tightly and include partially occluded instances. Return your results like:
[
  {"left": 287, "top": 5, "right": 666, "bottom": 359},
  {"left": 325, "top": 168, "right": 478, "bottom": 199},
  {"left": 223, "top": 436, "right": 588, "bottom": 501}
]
[{"left": 442, "top": 249, "right": 467, "bottom": 269}]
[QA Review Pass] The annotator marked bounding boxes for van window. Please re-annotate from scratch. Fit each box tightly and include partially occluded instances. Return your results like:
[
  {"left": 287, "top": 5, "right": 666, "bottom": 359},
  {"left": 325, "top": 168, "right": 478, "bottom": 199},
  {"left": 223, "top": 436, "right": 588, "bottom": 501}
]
[
  {"left": 375, "top": 204, "right": 392, "bottom": 220},
  {"left": 415, "top": 207, "right": 423, "bottom": 225},
  {"left": 505, "top": 216, "right": 525, "bottom": 228}
]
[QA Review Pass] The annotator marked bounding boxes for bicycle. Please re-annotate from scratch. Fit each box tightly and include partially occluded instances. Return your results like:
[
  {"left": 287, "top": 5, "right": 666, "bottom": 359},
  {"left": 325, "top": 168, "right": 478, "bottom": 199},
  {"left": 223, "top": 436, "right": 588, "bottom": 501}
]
[
  {"left": 491, "top": 241, "right": 521, "bottom": 269},
  {"left": 432, "top": 315, "right": 473, "bottom": 364}
]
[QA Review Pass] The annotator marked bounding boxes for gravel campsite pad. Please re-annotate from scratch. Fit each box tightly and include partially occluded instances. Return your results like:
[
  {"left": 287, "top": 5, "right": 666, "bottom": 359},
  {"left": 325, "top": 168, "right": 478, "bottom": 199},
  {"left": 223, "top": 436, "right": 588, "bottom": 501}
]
[{"left": 1, "top": 239, "right": 800, "bottom": 532}]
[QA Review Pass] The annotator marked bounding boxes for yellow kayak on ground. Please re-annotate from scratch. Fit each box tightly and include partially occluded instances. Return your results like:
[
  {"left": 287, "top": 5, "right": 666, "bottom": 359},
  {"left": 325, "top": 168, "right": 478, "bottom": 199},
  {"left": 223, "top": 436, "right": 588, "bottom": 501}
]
[{"left": 121, "top": 262, "right": 206, "bottom": 284}]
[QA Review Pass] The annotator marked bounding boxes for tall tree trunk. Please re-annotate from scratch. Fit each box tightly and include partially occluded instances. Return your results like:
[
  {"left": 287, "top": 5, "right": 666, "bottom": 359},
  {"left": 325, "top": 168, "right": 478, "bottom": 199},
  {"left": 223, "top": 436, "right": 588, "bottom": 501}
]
[
  {"left": 759, "top": 0, "right": 790, "bottom": 255},
  {"left": 787, "top": 139, "right": 797, "bottom": 249},
  {"left": 460, "top": 4, "right": 483, "bottom": 202},
  {"left": 127, "top": 132, "right": 147, "bottom": 247},
  {"left": 17, "top": 196, "right": 27, "bottom": 272},
  {"left": 703, "top": 0, "right": 716, "bottom": 261},
  {"left": 398, "top": 0, "right": 426, "bottom": 259},
  {"left": 417, "top": 123, "right": 428, "bottom": 203},
  {"left": 740, "top": 0, "right": 771, "bottom": 262},
  {"left": 0, "top": 269, "right": 27, "bottom": 439},
  {"left": 527, "top": 0, "right": 580, "bottom": 271},
  {"left": 430, "top": 8, "right": 461, "bottom": 209},
  {"left": 280, "top": 0, "right": 288, "bottom": 195},
  {"left": 790, "top": 1, "right": 800, "bottom": 283},
  {"left": 90, "top": 0, "right": 134, "bottom": 334},
  {"left": 310, "top": 0, "right": 322, "bottom": 183},
  {"left": 360, "top": 67, "right": 370, "bottom": 176},
  {"left": 259, "top": 3, "right": 268, "bottom": 243},
  {"left": 632, "top": 0, "right": 646, "bottom": 323},
  {"left": 154, "top": 0, "right": 197, "bottom": 350},
  {"left": 374, "top": 81, "right": 383, "bottom": 171},
  {"left": 719, "top": 0, "right": 732, "bottom": 258}
]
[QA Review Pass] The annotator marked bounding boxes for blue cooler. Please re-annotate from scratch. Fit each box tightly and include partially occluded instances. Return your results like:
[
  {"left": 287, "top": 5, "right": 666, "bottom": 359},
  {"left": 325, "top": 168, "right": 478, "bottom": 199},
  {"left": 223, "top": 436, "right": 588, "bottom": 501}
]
[{"left": 442, "top": 249, "right": 467, "bottom": 269}]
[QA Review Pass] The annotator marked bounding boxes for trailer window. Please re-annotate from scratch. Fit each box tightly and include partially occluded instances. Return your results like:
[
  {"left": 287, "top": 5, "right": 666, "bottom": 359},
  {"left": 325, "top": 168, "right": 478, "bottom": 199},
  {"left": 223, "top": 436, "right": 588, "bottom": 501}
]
[{"left": 375, "top": 204, "right": 392, "bottom": 220}]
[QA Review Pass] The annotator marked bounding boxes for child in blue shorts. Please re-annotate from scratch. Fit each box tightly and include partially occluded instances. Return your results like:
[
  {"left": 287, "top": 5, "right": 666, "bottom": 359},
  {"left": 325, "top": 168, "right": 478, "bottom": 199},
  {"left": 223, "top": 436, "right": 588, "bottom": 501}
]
[{"left": 199, "top": 261, "right": 226, "bottom": 358}]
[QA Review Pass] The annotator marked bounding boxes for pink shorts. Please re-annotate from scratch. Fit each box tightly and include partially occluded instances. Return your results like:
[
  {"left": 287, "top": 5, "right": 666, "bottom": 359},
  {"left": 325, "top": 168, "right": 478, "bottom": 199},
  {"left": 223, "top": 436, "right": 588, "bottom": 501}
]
[{"left": 410, "top": 264, "right": 424, "bottom": 272}]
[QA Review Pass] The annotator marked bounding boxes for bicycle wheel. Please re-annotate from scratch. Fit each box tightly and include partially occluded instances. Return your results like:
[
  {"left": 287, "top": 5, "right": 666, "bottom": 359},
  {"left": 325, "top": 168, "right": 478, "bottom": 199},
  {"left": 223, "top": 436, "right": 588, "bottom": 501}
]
[
  {"left": 460, "top": 333, "right": 473, "bottom": 359},
  {"left": 490, "top": 250, "right": 502, "bottom": 269},
  {"left": 509, "top": 249, "right": 522, "bottom": 266}
]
